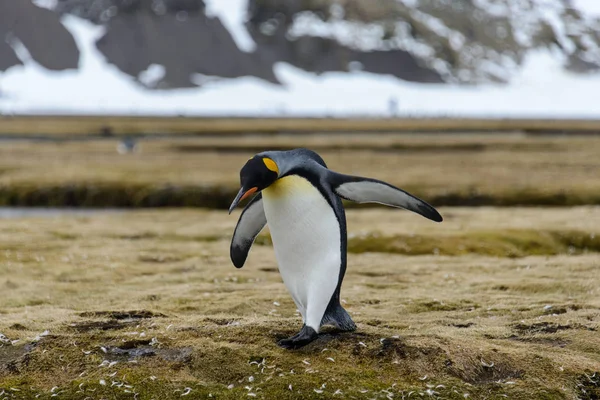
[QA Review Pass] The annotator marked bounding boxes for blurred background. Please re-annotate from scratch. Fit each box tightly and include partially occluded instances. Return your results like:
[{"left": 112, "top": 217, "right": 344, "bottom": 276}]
[{"left": 0, "top": 0, "right": 599, "bottom": 117}]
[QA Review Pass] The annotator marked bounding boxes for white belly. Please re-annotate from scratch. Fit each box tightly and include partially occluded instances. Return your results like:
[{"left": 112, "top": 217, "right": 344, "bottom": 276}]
[{"left": 262, "top": 175, "right": 341, "bottom": 331}]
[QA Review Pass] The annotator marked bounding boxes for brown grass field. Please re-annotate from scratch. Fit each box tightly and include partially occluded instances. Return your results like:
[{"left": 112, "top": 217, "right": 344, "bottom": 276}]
[
  {"left": 0, "top": 207, "right": 599, "bottom": 399},
  {"left": 1, "top": 132, "right": 600, "bottom": 207},
  {"left": 0, "top": 130, "right": 600, "bottom": 399},
  {"left": 1, "top": 115, "right": 599, "bottom": 136}
]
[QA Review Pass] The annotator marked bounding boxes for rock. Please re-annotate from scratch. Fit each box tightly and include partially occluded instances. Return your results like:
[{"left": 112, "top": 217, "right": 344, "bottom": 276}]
[{"left": 0, "top": 1, "right": 79, "bottom": 72}]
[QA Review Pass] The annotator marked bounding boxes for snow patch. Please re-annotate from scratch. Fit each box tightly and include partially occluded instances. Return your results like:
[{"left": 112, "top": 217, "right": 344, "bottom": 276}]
[
  {"left": 571, "top": 0, "right": 600, "bottom": 18},
  {"left": 31, "top": 0, "right": 57, "bottom": 11},
  {"left": 138, "top": 64, "right": 166, "bottom": 88},
  {"left": 288, "top": 12, "right": 385, "bottom": 52},
  {"left": 203, "top": 0, "right": 256, "bottom": 52},
  {"left": 5, "top": 34, "right": 34, "bottom": 64}
]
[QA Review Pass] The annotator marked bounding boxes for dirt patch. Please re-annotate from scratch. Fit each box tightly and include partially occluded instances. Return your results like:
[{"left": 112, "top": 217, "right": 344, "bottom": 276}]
[
  {"left": 362, "top": 299, "right": 382, "bottom": 305},
  {"left": 78, "top": 310, "right": 166, "bottom": 320},
  {"left": 69, "top": 320, "right": 138, "bottom": 332},
  {"left": 202, "top": 318, "right": 240, "bottom": 326},
  {"left": 447, "top": 354, "right": 524, "bottom": 385},
  {"left": 0, "top": 343, "right": 36, "bottom": 374},
  {"left": 451, "top": 322, "right": 475, "bottom": 328},
  {"left": 542, "top": 306, "right": 568, "bottom": 315},
  {"left": 115, "top": 232, "right": 159, "bottom": 240},
  {"left": 70, "top": 310, "right": 167, "bottom": 332},
  {"left": 8, "top": 324, "right": 28, "bottom": 331},
  {"left": 105, "top": 340, "right": 192, "bottom": 363},
  {"left": 118, "top": 339, "right": 152, "bottom": 349},
  {"left": 508, "top": 336, "right": 570, "bottom": 348},
  {"left": 356, "top": 271, "right": 389, "bottom": 278},
  {"left": 138, "top": 254, "right": 184, "bottom": 263},
  {"left": 408, "top": 300, "right": 479, "bottom": 313},
  {"left": 108, "top": 346, "right": 192, "bottom": 363},
  {"left": 329, "top": 336, "right": 448, "bottom": 364},
  {"left": 369, "top": 338, "right": 443, "bottom": 360},
  {"left": 513, "top": 322, "right": 596, "bottom": 334},
  {"left": 577, "top": 371, "right": 600, "bottom": 400}
]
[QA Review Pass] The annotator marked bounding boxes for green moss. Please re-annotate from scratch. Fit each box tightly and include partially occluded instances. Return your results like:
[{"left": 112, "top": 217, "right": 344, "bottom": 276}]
[
  {"left": 47, "top": 231, "right": 80, "bottom": 240},
  {"left": 347, "top": 229, "right": 600, "bottom": 257},
  {"left": 0, "top": 367, "right": 573, "bottom": 400},
  {"left": 0, "top": 322, "right": 590, "bottom": 400},
  {"left": 408, "top": 299, "right": 480, "bottom": 313}
]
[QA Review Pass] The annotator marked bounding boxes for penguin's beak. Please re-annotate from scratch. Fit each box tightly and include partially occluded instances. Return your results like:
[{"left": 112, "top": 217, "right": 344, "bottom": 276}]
[{"left": 228, "top": 186, "right": 258, "bottom": 214}]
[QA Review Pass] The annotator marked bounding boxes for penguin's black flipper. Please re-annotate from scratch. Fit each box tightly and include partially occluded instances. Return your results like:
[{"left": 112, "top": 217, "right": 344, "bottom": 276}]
[
  {"left": 329, "top": 173, "right": 443, "bottom": 223},
  {"left": 230, "top": 193, "right": 267, "bottom": 268}
]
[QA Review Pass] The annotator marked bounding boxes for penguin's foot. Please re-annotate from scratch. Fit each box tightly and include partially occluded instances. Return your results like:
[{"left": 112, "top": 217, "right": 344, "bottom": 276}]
[{"left": 277, "top": 326, "right": 318, "bottom": 349}]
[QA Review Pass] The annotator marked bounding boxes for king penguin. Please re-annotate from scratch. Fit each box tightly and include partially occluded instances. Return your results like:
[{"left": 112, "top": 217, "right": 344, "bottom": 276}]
[{"left": 228, "top": 148, "right": 443, "bottom": 349}]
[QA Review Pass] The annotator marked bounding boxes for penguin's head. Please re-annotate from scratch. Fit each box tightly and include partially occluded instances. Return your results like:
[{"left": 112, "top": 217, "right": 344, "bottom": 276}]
[{"left": 228, "top": 155, "right": 279, "bottom": 213}]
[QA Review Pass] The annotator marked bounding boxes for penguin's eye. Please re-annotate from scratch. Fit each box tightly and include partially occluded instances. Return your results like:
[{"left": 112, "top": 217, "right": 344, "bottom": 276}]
[{"left": 262, "top": 158, "right": 279, "bottom": 175}]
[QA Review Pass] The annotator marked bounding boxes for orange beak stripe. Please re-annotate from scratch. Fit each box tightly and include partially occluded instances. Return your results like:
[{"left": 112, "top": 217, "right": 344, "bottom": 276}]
[{"left": 240, "top": 187, "right": 258, "bottom": 202}]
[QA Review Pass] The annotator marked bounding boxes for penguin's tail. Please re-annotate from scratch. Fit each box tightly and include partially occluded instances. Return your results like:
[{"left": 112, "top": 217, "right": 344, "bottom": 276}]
[{"left": 321, "top": 300, "right": 356, "bottom": 332}]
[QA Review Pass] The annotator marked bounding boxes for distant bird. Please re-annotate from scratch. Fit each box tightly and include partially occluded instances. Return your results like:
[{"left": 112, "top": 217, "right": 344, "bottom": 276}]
[
  {"left": 228, "top": 149, "right": 443, "bottom": 349},
  {"left": 116, "top": 137, "right": 139, "bottom": 154}
]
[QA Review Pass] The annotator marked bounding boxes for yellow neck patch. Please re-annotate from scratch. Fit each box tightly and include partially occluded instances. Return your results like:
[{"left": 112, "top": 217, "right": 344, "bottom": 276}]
[{"left": 263, "top": 158, "right": 279, "bottom": 174}]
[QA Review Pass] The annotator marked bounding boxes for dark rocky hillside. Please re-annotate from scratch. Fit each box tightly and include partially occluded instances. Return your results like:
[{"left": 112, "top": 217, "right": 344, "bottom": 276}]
[{"left": 1, "top": 0, "right": 598, "bottom": 89}]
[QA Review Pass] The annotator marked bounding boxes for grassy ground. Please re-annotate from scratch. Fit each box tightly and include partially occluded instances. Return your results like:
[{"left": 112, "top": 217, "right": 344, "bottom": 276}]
[
  {"left": 1, "top": 207, "right": 599, "bottom": 399},
  {"left": 1, "top": 133, "right": 600, "bottom": 207}
]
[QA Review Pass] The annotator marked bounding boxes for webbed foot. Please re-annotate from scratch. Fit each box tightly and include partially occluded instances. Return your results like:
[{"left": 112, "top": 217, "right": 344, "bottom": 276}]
[{"left": 277, "top": 325, "right": 318, "bottom": 349}]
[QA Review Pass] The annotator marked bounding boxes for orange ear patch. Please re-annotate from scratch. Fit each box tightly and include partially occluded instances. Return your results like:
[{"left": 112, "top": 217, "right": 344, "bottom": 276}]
[{"left": 263, "top": 158, "right": 279, "bottom": 174}]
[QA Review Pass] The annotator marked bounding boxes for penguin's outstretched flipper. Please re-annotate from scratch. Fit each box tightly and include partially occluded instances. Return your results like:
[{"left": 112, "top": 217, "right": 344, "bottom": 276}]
[
  {"left": 329, "top": 173, "right": 443, "bottom": 223},
  {"left": 230, "top": 193, "right": 267, "bottom": 268}
]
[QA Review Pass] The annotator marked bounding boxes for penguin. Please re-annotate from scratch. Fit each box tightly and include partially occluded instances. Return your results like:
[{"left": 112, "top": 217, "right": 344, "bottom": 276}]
[{"left": 228, "top": 148, "right": 442, "bottom": 349}]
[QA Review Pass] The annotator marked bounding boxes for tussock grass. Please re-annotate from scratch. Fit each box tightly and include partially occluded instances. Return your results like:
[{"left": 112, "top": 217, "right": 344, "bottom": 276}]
[{"left": 1, "top": 208, "right": 599, "bottom": 398}]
